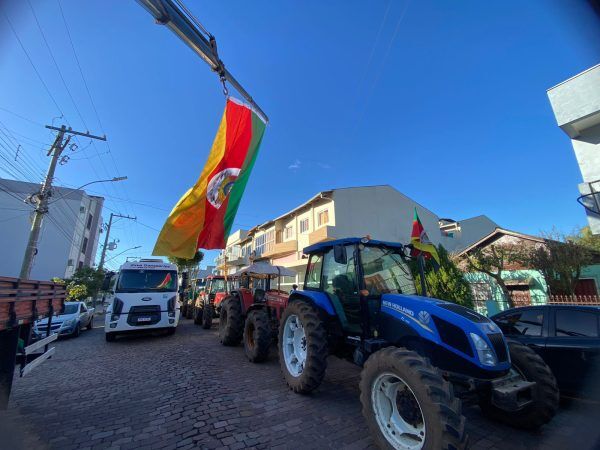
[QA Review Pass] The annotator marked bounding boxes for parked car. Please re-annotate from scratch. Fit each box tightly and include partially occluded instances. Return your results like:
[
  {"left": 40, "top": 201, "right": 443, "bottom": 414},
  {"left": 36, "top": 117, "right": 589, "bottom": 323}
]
[
  {"left": 491, "top": 305, "right": 600, "bottom": 397},
  {"left": 33, "top": 301, "right": 95, "bottom": 339}
]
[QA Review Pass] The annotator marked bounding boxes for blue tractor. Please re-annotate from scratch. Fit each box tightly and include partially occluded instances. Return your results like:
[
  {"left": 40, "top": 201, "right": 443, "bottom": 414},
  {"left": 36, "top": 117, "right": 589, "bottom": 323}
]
[{"left": 278, "top": 238, "right": 558, "bottom": 450}]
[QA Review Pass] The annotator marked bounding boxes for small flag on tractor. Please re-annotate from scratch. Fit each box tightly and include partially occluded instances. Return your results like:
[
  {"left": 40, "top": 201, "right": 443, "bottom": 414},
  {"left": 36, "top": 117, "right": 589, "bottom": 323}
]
[
  {"left": 410, "top": 208, "right": 440, "bottom": 267},
  {"left": 153, "top": 98, "right": 266, "bottom": 258}
]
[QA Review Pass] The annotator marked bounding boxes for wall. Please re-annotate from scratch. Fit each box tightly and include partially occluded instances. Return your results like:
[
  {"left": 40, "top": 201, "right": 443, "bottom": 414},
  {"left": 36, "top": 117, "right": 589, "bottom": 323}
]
[
  {"left": 579, "top": 264, "right": 600, "bottom": 294},
  {"left": 331, "top": 186, "right": 440, "bottom": 244}
]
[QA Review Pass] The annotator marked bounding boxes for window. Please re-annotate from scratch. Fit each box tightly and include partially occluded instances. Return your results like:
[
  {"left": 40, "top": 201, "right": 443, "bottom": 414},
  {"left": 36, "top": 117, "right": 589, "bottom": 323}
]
[
  {"left": 318, "top": 210, "right": 329, "bottom": 226},
  {"left": 78, "top": 261, "right": 84, "bottom": 269},
  {"left": 254, "top": 234, "right": 266, "bottom": 256},
  {"left": 322, "top": 247, "right": 358, "bottom": 297},
  {"left": 265, "top": 229, "right": 275, "bottom": 253},
  {"left": 67, "top": 259, "right": 74, "bottom": 267},
  {"left": 86, "top": 213, "right": 93, "bottom": 230},
  {"left": 81, "top": 237, "right": 88, "bottom": 254},
  {"left": 555, "top": 310, "right": 598, "bottom": 337},
  {"left": 284, "top": 226, "right": 294, "bottom": 240},
  {"left": 79, "top": 206, "right": 85, "bottom": 213},
  {"left": 300, "top": 218, "right": 309, "bottom": 234},
  {"left": 305, "top": 254, "right": 323, "bottom": 289},
  {"left": 360, "top": 246, "right": 416, "bottom": 296},
  {"left": 495, "top": 309, "right": 544, "bottom": 336},
  {"left": 80, "top": 304, "right": 87, "bottom": 312}
]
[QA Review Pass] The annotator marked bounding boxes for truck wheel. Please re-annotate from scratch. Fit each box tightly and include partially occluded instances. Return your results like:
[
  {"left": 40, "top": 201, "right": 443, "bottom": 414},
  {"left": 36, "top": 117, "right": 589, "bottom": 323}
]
[
  {"left": 166, "top": 327, "right": 176, "bottom": 336},
  {"left": 360, "top": 347, "right": 467, "bottom": 450},
  {"left": 278, "top": 300, "right": 327, "bottom": 394},
  {"left": 219, "top": 296, "right": 243, "bottom": 346},
  {"left": 244, "top": 309, "right": 271, "bottom": 363},
  {"left": 105, "top": 332, "right": 116, "bottom": 342},
  {"left": 479, "top": 341, "right": 558, "bottom": 430},
  {"left": 193, "top": 307, "right": 203, "bottom": 325},
  {"left": 202, "top": 306, "right": 213, "bottom": 329},
  {"left": 186, "top": 305, "right": 193, "bottom": 320}
]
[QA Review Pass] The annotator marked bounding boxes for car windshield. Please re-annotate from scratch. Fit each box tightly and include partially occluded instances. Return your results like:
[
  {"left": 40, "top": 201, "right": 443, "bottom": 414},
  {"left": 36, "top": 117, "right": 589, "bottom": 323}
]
[
  {"left": 360, "top": 245, "right": 417, "bottom": 295},
  {"left": 116, "top": 270, "right": 178, "bottom": 293},
  {"left": 209, "top": 279, "right": 226, "bottom": 294},
  {"left": 62, "top": 304, "right": 79, "bottom": 315}
]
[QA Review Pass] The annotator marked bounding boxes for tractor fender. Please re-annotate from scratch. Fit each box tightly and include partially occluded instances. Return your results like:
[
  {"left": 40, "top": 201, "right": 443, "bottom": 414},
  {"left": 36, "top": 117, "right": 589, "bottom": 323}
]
[
  {"left": 246, "top": 303, "right": 267, "bottom": 315},
  {"left": 288, "top": 291, "right": 335, "bottom": 316}
]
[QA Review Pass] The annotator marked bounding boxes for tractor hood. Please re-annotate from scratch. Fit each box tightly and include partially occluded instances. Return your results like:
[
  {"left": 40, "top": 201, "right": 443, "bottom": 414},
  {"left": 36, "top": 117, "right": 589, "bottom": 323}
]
[{"left": 379, "top": 294, "right": 510, "bottom": 373}]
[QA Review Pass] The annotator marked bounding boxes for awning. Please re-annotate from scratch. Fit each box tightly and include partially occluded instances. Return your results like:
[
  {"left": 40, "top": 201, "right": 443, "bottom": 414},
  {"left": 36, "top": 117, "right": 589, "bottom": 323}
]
[{"left": 233, "top": 262, "right": 296, "bottom": 278}]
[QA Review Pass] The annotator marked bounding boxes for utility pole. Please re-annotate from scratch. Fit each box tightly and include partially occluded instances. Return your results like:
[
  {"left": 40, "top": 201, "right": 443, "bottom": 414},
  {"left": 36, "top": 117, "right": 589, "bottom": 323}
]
[
  {"left": 98, "top": 213, "right": 136, "bottom": 270},
  {"left": 19, "top": 125, "right": 106, "bottom": 280}
]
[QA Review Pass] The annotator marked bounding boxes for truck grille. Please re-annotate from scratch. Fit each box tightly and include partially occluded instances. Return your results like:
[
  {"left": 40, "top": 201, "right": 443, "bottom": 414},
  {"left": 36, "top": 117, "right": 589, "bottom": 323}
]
[
  {"left": 127, "top": 305, "right": 161, "bottom": 326},
  {"left": 487, "top": 333, "right": 508, "bottom": 363},
  {"left": 432, "top": 316, "right": 473, "bottom": 357}
]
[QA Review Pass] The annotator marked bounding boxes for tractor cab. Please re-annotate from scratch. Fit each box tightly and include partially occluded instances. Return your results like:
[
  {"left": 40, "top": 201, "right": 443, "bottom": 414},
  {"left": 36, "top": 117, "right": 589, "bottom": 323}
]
[
  {"left": 232, "top": 262, "right": 295, "bottom": 314},
  {"left": 302, "top": 237, "right": 416, "bottom": 337}
]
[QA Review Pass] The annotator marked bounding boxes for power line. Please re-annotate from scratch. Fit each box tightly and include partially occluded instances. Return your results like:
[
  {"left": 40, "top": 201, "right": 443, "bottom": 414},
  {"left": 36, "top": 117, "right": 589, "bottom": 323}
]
[
  {"left": 2, "top": 9, "right": 65, "bottom": 117},
  {"left": 0, "top": 106, "right": 44, "bottom": 127}
]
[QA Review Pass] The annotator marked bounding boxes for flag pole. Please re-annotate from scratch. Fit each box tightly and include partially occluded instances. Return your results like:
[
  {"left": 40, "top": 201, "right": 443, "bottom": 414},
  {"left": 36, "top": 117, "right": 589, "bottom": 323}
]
[{"left": 418, "top": 254, "right": 427, "bottom": 297}]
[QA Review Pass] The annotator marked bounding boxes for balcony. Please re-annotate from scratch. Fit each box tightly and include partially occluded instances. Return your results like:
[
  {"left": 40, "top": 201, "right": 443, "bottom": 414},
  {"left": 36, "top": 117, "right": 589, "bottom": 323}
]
[
  {"left": 308, "top": 226, "right": 335, "bottom": 245},
  {"left": 262, "top": 239, "right": 298, "bottom": 258}
]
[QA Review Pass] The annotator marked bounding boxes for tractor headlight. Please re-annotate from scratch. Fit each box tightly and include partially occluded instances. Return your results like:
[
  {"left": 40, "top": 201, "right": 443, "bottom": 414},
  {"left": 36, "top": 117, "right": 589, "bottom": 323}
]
[{"left": 470, "top": 333, "right": 497, "bottom": 366}]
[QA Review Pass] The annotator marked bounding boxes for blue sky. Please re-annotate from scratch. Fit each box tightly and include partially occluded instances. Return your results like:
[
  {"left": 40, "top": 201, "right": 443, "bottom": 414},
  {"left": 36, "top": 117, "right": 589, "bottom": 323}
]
[{"left": 1, "top": 1, "right": 599, "bottom": 271}]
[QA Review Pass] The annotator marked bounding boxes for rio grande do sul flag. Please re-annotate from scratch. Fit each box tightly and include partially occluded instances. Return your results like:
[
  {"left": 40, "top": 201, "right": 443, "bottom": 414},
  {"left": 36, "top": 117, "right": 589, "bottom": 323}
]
[
  {"left": 153, "top": 98, "right": 266, "bottom": 258},
  {"left": 410, "top": 208, "right": 441, "bottom": 265}
]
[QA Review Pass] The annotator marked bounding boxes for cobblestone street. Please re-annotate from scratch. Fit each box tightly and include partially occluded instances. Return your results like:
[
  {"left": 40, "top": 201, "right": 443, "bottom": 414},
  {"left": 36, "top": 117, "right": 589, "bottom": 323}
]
[{"left": 1, "top": 317, "right": 599, "bottom": 450}]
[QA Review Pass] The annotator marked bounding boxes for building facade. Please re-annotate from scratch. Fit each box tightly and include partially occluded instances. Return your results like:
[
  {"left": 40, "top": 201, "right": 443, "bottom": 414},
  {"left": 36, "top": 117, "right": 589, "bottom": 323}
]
[
  {"left": 215, "top": 185, "right": 443, "bottom": 290},
  {"left": 548, "top": 64, "right": 600, "bottom": 234},
  {"left": 0, "top": 178, "right": 104, "bottom": 281}
]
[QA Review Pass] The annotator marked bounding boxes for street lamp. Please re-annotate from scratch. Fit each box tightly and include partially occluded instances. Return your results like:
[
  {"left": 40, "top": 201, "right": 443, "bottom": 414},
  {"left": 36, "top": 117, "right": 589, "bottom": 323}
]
[
  {"left": 48, "top": 176, "right": 128, "bottom": 204},
  {"left": 103, "top": 245, "right": 142, "bottom": 265}
]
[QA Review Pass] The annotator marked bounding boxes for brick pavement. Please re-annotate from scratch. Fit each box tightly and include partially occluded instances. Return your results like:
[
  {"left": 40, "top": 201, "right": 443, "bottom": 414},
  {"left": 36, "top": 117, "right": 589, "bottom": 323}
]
[{"left": 1, "top": 317, "right": 599, "bottom": 450}]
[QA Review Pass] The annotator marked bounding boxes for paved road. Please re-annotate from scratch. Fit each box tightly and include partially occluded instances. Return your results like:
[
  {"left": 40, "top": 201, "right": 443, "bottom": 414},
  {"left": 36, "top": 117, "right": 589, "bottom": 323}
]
[{"left": 1, "top": 317, "right": 599, "bottom": 450}]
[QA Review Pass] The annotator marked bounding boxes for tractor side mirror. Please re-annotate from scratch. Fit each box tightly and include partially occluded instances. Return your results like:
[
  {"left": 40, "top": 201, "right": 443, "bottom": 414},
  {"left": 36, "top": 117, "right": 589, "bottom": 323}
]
[{"left": 334, "top": 245, "right": 347, "bottom": 265}]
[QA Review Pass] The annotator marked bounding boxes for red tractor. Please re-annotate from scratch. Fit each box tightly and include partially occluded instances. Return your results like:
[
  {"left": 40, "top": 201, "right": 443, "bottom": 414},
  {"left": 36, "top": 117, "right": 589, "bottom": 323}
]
[
  {"left": 197, "top": 275, "right": 235, "bottom": 329},
  {"left": 217, "top": 262, "right": 295, "bottom": 362}
]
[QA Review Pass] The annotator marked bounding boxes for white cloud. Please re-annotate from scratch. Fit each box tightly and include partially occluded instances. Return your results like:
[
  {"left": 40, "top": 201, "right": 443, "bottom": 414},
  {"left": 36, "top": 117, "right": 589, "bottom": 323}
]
[{"left": 288, "top": 159, "right": 301, "bottom": 170}]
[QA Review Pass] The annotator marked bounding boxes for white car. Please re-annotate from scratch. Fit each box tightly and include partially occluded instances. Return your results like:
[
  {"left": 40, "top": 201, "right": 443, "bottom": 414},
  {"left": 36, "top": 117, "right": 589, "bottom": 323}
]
[
  {"left": 105, "top": 259, "right": 180, "bottom": 342},
  {"left": 34, "top": 301, "right": 95, "bottom": 339}
]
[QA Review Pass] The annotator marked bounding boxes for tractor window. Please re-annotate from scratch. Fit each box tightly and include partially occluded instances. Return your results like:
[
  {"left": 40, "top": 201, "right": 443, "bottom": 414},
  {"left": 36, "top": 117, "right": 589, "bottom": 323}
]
[
  {"left": 360, "top": 246, "right": 417, "bottom": 296},
  {"left": 322, "top": 246, "right": 361, "bottom": 332},
  {"left": 305, "top": 254, "right": 323, "bottom": 290}
]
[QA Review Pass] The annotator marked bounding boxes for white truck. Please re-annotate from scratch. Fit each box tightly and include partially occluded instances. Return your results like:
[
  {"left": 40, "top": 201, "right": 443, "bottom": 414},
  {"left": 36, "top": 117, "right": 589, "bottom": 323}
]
[{"left": 105, "top": 259, "right": 180, "bottom": 342}]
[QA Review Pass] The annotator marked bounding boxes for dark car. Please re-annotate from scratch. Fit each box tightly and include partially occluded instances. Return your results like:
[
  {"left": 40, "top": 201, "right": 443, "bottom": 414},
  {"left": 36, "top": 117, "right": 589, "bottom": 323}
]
[{"left": 491, "top": 305, "right": 600, "bottom": 397}]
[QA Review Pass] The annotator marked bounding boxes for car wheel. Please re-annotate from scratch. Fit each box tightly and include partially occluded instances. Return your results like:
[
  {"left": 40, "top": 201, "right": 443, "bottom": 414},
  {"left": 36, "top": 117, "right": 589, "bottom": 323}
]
[
  {"left": 86, "top": 317, "right": 93, "bottom": 330},
  {"left": 72, "top": 324, "right": 81, "bottom": 338}
]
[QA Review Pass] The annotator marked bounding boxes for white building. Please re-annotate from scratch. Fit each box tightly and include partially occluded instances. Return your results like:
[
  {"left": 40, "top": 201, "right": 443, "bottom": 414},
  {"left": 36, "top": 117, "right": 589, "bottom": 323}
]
[
  {"left": 0, "top": 178, "right": 104, "bottom": 280},
  {"left": 216, "top": 185, "right": 444, "bottom": 290},
  {"left": 548, "top": 63, "right": 600, "bottom": 234}
]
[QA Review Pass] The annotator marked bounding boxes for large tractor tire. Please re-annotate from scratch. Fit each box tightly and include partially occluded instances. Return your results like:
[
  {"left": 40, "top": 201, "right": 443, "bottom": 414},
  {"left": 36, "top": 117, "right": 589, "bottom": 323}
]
[
  {"left": 479, "top": 341, "right": 559, "bottom": 430},
  {"left": 202, "top": 305, "right": 213, "bottom": 330},
  {"left": 185, "top": 304, "right": 193, "bottom": 320},
  {"left": 360, "top": 347, "right": 467, "bottom": 450},
  {"left": 278, "top": 300, "right": 328, "bottom": 394},
  {"left": 193, "top": 306, "right": 204, "bottom": 325},
  {"left": 219, "top": 296, "right": 243, "bottom": 346},
  {"left": 244, "top": 309, "right": 271, "bottom": 363}
]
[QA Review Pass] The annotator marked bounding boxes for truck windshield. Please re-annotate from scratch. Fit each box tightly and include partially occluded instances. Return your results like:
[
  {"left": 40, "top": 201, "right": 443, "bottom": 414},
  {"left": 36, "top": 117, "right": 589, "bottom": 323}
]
[
  {"left": 209, "top": 279, "right": 226, "bottom": 294},
  {"left": 360, "top": 245, "right": 417, "bottom": 296},
  {"left": 116, "top": 270, "right": 178, "bottom": 293}
]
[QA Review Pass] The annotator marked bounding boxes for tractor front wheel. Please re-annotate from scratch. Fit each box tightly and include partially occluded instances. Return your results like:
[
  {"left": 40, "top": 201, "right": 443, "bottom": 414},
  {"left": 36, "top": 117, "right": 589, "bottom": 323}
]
[
  {"left": 479, "top": 341, "right": 558, "bottom": 429},
  {"left": 360, "top": 347, "right": 467, "bottom": 450},
  {"left": 219, "top": 296, "right": 243, "bottom": 346},
  {"left": 202, "top": 305, "right": 213, "bottom": 329},
  {"left": 244, "top": 309, "right": 271, "bottom": 362},
  {"left": 278, "top": 300, "right": 327, "bottom": 394}
]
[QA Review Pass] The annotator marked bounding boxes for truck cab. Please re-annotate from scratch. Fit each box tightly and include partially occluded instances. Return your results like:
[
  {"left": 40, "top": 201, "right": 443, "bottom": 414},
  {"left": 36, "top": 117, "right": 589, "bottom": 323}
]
[{"left": 105, "top": 259, "right": 180, "bottom": 341}]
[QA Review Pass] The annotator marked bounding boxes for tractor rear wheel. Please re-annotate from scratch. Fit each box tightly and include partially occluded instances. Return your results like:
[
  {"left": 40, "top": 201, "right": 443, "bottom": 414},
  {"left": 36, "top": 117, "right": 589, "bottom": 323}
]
[
  {"left": 278, "top": 300, "right": 327, "bottom": 394},
  {"left": 185, "top": 304, "right": 193, "bottom": 320},
  {"left": 202, "top": 305, "right": 213, "bottom": 329},
  {"left": 219, "top": 296, "right": 243, "bottom": 346},
  {"left": 479, "top": 341, "right": 558, "bottom": 430},
  {"left": 193, "top": 306, "right": 203, "bottom": 325},
  {"left": 244, "top": 309, "right": 271, "bottom": 362},
  {"left": 360, "top": 347, "right": 467, "bottom": 450}
]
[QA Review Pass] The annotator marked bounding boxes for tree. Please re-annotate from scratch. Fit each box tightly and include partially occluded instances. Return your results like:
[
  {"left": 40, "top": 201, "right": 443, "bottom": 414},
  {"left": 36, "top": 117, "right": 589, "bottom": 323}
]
[
  {"left": 415, "top": 246, "right": 474, "bottom": 308},
  {"left": 462, "top": 243, "right": 526, "bottom": 308},
  {"left": 524, "top": 231, "right": 592, "bottom": 295},
  {"left": 69, "top": 267, "right": 105, "bottom": 298},
  {"left": 168, "top": 251, "right": 204, "bottom": 273},
  {"left": 66, "top": 283, "right": 88, "bottom": 301},
  {"left": 570, "top": 226, "right": 600, "bottom": 253}
]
